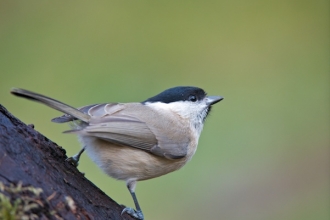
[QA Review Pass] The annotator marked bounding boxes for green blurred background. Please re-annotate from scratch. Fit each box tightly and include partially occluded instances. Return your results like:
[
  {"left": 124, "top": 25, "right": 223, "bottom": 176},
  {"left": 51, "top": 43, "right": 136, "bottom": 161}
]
[{"left": 0, "top": 1, "right": 329, "bottom": 219}]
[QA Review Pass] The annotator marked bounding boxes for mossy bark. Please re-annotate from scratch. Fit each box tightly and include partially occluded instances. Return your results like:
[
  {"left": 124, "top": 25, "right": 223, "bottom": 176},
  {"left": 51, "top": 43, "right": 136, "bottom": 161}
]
[{"left": 0, "top": 105, "right": 134, "bottom": 220}]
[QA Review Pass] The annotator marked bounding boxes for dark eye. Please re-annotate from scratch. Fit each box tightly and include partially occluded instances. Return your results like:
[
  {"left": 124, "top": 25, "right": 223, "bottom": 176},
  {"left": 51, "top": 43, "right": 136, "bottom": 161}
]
[{"left": 188, "top": 95, "right": 197, "bottom": 102}]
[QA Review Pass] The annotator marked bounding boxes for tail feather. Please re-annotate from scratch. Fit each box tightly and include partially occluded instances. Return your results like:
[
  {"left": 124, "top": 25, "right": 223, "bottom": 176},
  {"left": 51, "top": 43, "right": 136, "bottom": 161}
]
[{"left": 11, "top": 88, "right": 90, "bottom": 123}]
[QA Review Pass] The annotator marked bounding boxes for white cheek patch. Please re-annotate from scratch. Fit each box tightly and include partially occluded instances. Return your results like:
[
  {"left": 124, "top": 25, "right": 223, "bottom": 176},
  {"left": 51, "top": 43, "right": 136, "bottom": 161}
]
[
  {"left": 145, "top": 101, "right": 199, "bottom": 118},
  {"left": 145, "top": 101, "right": 208, "bottom": 135}
]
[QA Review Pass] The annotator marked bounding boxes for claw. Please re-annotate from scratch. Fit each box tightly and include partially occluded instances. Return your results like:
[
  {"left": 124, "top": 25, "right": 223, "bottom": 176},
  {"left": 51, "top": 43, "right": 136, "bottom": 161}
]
[
  {"left": 65, "top": 148, "right": 85, "bottom": 167},
  {"left": 66, "top": 156, "right": 79, "bottom": 167},
  {"left": 121, "top": 207, "right": 144, "bottom": 220}
]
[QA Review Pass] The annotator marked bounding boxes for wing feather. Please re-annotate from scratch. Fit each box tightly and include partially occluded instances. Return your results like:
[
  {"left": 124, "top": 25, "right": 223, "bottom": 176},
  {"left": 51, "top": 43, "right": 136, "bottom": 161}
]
[
  {"left": 65, "top": 103, "right": 189, "bottom": 159},
  {"left": 78, "top": 115, "right": 157, "bottom": 151}
]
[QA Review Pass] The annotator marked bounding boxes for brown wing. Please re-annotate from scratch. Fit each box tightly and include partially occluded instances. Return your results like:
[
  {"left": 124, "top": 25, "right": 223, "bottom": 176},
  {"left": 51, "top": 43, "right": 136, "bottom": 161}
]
[
  {"left": 79, "top": 115, "right": 157, "bottom": 151},
  {"left": 65, "top": 103, "right": 189, "bottom": 159},
  {"left": 52, "top": 103, "right": 123, "bottom": 123},
  {"left": 52, "top": 104, "right": 102, "bottom": 123}
]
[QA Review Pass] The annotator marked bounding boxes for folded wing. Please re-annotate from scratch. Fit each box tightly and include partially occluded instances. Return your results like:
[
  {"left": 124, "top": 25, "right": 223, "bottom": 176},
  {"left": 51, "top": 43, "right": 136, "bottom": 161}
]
[{"left": 64, "top": 103, "right": 189, "bottom": 160}]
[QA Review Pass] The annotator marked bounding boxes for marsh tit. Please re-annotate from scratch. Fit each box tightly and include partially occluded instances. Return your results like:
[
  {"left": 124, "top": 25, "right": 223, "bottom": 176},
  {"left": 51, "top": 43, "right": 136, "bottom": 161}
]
[{"left": 11, "top": 86, "right": 223, "bottom": 219}]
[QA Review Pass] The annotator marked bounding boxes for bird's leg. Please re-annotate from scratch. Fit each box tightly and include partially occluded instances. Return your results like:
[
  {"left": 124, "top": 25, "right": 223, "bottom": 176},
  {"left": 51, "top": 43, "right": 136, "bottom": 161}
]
[
  {"left": 66, "top": 147, "right": 85, "bottom": 167},
  {"left": 121, "top": 180, "right": 144, "bottom": 220}
]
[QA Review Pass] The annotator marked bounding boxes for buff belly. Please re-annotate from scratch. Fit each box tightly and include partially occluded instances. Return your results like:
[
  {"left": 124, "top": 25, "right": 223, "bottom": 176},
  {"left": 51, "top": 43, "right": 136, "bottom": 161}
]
[{"left": 78, "top": 136, "right": 194, "bottom": 181}]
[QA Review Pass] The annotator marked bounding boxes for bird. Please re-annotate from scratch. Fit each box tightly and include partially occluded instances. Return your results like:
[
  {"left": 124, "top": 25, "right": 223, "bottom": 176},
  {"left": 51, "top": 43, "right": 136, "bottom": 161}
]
[{"left": 11, "top": 86, "right": 223, "bottom": 219}]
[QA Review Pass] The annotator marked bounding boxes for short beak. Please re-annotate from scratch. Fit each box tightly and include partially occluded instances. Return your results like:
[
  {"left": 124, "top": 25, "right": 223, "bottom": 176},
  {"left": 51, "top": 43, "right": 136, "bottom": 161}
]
[{"left": 206, "top": 96, "right": 224, "bottom": 106}]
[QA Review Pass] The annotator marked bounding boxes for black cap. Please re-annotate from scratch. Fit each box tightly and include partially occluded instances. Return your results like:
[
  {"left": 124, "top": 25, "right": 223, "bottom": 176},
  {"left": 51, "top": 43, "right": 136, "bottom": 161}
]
[{"left": 143, "top": 86, "right": 207, "bottom": 104}]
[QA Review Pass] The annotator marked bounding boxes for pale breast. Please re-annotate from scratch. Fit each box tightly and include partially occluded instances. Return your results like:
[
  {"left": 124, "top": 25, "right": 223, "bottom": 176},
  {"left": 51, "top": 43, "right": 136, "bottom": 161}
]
[{"left": 79, "top": 135, "right": 197, "bottom": 181}]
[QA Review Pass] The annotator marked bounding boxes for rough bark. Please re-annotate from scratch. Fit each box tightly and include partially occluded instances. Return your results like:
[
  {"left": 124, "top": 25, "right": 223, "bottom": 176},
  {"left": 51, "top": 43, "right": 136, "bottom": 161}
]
[{"left": 0, "top": 104, "right": 134, "bottom": 220}]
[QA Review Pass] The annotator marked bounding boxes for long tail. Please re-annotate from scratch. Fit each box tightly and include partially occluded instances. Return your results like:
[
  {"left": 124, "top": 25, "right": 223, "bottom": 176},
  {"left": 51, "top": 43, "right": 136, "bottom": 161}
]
[{"left": 11, "top": 88, "right": 90, "bottom": 123}]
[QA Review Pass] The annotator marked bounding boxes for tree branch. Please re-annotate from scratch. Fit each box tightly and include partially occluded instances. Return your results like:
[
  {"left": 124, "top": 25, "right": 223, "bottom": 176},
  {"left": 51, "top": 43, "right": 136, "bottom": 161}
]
[{"left": 0, "top": 104, "right": 134, "bottom": 220}]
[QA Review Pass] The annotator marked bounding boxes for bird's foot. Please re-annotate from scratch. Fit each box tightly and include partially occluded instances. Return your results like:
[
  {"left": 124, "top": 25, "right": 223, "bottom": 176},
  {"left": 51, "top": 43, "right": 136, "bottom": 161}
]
[
  {"left": 121, "top": 207, "right": 144, "bottom": 220},
  {"left": 66, "top": 148, "right": 85, "bottom": 167},
  {"left": 65, "top": 155, "right": 80, "bottom": 167}
]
